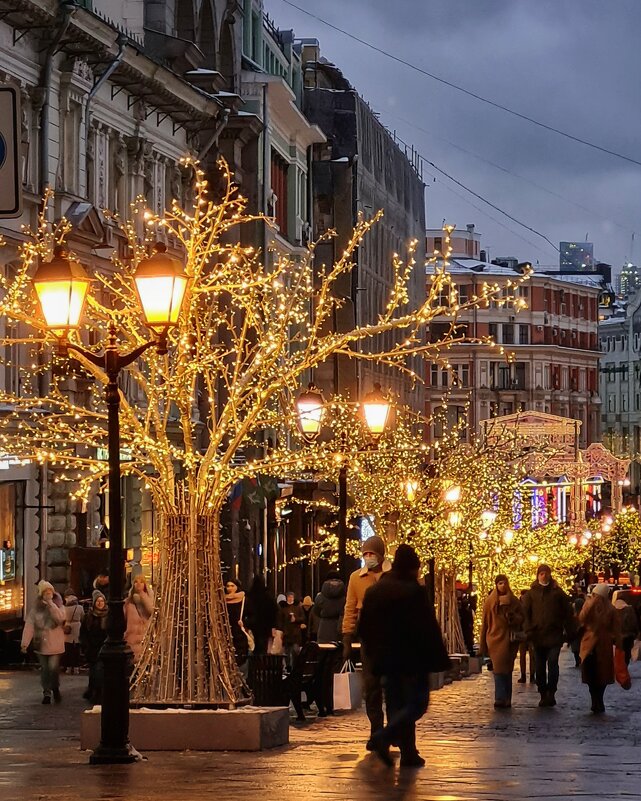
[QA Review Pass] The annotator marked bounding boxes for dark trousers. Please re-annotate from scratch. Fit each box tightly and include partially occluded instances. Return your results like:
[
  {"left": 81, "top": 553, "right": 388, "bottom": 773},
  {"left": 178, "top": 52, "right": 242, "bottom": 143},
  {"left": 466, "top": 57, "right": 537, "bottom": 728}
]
[
  {"left": 378, "top": 674, "right": 429, "bottom": 757},
  {"left": 493, "top": 672, "right": 512, "bottom": 703},
  {"left": 519, "top": 642, "right": 535, "bottom": 678},
  {"left": 534, "top": 645, "right": 561, "bottom": 693},
  {"left": 361, "top": 647, "right": 384, "bottom": 735},
  {"left": 623, "top": 635, "right": 634, "bottom": 666},
  {"left": 315, "top": 646, "right": 340, "bottom": 714}
]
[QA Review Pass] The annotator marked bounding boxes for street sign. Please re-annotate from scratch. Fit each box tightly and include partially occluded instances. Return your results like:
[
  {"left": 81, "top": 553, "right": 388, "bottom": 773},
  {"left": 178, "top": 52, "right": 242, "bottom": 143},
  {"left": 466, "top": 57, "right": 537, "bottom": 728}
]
[{"left": 0, "top": 87, "right": 21, "bottom": 219}]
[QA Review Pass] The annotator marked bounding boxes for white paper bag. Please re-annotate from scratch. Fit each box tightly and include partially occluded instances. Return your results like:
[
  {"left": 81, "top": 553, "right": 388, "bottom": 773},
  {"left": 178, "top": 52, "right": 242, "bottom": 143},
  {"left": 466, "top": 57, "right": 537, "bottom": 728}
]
[
  {"left": 333, "top": 661, "right": 362, "bottom": 710},
  {"left": 631, "top": 640, "right": 641, "bottom": 662}
]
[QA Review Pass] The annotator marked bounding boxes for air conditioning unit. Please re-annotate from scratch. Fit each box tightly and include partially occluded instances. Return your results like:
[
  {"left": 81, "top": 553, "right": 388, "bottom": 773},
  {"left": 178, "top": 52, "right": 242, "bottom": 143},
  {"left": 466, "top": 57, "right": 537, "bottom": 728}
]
[{"left": 536, "top": 325, "right": 544, "bottom": 332}]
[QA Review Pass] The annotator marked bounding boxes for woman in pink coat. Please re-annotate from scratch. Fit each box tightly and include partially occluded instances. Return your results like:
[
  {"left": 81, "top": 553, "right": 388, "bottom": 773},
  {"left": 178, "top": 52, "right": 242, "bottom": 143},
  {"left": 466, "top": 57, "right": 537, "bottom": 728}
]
[
  {"left": 21, "top": 580, "right": 66, "bottom": 704},
  {"left": 124, "top": 575, "right": 154, "bottom": 662}
]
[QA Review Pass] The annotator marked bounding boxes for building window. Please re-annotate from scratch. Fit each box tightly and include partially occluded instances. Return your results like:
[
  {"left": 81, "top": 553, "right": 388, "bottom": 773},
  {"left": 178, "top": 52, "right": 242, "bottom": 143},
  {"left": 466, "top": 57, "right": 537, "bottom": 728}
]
[
  {"left": 502, "top": 324, "right": 514, "bottom": 345},
  {"left": 489, "top": 322, "right": 498, "bottom": 342},
  {"left": 431, "top": 364, "right": 439, "bottom": 387},
  {"left": 519, "top": 324, "right": 529, "bottom": 345},
  {"left": 622, "top": 394, "right": 629, "bottom": 412},
  {"left": 433, "top": 236, "right": 442, "bottom": 253},
  {"left": 270, "top": 150, "right": 289, "bottom": 237},
  {"left": 608, "top": 395, "right": 616, "bottom": 412},
  {"left": 458, "top": 284, "right": 470, "bottom": 304}
]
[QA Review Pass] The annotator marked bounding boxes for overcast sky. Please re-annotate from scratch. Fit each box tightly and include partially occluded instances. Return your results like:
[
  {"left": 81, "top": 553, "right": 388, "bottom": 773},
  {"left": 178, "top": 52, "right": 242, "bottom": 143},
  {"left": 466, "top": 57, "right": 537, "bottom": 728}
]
[{"left": 268, "top": 0, "right": 641, "bottom": 273}]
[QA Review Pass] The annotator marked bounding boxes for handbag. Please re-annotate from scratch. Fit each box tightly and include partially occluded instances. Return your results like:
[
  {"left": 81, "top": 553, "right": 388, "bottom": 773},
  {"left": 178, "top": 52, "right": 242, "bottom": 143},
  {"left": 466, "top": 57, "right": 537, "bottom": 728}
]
[
  {"left": 615, "top": 646, "right": 632, "bottom": 690},
  {"left": 239, "top": 596, "right": 255, "bottom": 653},
  {"left": 333, "top": 660, "right": 362, "bottom": 710}
]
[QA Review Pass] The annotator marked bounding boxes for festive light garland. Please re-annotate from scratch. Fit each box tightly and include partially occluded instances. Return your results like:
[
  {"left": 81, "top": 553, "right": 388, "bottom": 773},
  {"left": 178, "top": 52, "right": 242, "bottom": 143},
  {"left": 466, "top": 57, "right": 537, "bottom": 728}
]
[{"left": 0, "top": 161, "right": 528, "bottom": 704}]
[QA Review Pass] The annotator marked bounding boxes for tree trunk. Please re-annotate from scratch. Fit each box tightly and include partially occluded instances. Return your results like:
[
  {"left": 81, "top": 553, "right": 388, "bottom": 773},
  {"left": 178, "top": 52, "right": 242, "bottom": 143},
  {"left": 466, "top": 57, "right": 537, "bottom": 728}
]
[
  {"left": 131, "top": 513, "right": 249, "bottom": 706},
  {"left": 435, "top": 569, "right": 466, "bottom": 654}
]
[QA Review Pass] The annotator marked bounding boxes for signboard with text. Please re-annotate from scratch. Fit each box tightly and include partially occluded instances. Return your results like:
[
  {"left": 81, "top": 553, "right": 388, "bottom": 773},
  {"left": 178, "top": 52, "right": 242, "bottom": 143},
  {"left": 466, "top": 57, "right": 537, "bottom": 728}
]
[{"left": 0, "top": 87, "right": 21, "bottom": 219}]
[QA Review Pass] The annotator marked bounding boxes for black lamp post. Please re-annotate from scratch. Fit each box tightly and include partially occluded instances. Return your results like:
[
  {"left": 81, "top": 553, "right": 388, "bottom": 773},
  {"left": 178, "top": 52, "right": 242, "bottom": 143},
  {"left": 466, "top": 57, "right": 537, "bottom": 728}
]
[
  {"left": 295, "top": 382, "right": 392, "bottom": 580},
  {"left": 32, "top": 243, "right": 187, "bottom": 764}
]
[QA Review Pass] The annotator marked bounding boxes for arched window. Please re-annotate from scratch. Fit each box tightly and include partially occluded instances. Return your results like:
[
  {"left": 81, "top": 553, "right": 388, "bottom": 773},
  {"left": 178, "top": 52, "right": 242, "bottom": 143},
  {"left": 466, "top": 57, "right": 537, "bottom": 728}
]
[
  {"left": 199, "top": 0, "right": 217, "bottom": 67},
  {"left": 219, "top": 18, "right": 236, "bottom": 91},
  {"left": 176, "top": 0, "right": 196, "bottom": 41}
]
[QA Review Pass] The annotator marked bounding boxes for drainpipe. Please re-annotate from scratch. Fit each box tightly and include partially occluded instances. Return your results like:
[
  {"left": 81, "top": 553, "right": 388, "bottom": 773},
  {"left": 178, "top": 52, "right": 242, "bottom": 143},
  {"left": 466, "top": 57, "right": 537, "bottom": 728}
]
[
  {"left": 38, "top": 0, "right": 77, "bottom": 197},
  {"left": 262, "top": 82, "right": 270, "bottom": 268},
  {"left": 84, "top": 32, "right": 127, "bottom": 165}
]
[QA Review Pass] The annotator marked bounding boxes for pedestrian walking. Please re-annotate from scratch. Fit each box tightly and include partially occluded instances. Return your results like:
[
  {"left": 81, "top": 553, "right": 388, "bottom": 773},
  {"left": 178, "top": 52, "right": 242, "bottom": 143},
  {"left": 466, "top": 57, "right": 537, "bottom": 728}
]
[
  {"left": 313, "top": 571, "right": 346, "bottom": 716},
  {"left": 124, "top": 574, "right": 153, "bottom": 662},
  {"left": 301, "top": 595, "right": 315, "bottom": 643},
  {"left": 579, "top": 583, "right": 621, "bottom": 714},
  {"left": 278, "top": 591, "right": 305, "bottom": 665},
  {"left": 224, "top": 578, "right": 250, "bottom": 666},
  {"left": 517, "top": 589, "right": 536, "bottom": 683},
  {"left": 80, "top": 591, "right": 108, "bottom": 703},
  {"left": 20, "top": 580, "right": 66, "bottom": 704},
  {"left": 570, "top": 590, "right": 586, "bottom": 668},
  {"left": 342, "top": 535, "right": 391, "bottom": 748},
  {"left": 359, "top": 544, "right": 449, "bottom": 768},
  {"left": 480, "top": 575, "right": 524, "bottom": 708},
  {"left": 522, "top": 564, "right": 575, "bottom": 707},
  {"left": 245, "top": 575, "right": 279, "bottom": 656},
  {"left": 612, "top": 590, "right": 638, "bottom": 665},
  {"left": 60, "top": 588, "right": 83, "bottom": 674}
]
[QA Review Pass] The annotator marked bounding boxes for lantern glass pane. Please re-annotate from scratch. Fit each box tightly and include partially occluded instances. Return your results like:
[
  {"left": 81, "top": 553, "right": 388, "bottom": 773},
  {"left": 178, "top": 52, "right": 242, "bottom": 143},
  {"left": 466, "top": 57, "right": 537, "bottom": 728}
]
[
  {"left": 363, "top": 401, "right": 390, "bottom": 436},
  {"left": 296, "top": 399, "right": 323, "bottom": 437},
  {"left": 34, "top": 278, "right": 89, "bottom": 330},
  {"left": 135, "top": 274, "right": 187, "bottom": 327}
]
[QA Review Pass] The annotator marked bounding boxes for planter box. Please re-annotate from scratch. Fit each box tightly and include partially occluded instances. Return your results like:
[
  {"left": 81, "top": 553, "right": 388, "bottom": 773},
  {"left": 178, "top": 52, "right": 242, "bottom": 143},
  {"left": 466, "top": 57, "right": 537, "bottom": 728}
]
[
  {"left": 467, "top": 656, "right": 482, "bottom": 674},
  {"left": 80, "top": 706, "right": 289, "bottom": 752},
  {"left": 428, "top": 671, "right": 445, "bottom": 690}
]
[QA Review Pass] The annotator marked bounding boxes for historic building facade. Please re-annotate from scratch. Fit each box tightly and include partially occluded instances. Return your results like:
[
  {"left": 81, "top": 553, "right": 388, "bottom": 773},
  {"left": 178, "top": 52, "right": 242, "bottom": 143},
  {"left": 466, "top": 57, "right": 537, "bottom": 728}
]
[{"left": 426, "top": 258, "right": 602, "bottom": 447}]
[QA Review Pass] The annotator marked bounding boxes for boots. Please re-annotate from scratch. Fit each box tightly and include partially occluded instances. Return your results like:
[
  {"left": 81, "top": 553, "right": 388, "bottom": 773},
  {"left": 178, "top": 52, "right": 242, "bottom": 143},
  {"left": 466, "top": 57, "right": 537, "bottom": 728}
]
[{"left": 538, "top": 689, "right": 556, "bottom": 707}]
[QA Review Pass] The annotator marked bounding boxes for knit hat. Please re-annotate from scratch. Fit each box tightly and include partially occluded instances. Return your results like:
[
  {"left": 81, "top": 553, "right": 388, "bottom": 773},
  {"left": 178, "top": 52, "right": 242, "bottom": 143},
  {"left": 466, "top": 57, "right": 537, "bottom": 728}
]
[
  {"left": 324, "top": 570, "right": 341, "bottom": 581},
  {"left": 276, "top": 593, "right": 286, "bottom": 605},
  {"left": 362, "top": 535, "right": 386, "bottom": 559},
  {"left": 37, "top": 580, "right": 55, "bottom": 596},
  {"left": 92, "top": 589, "right": 107, "bottom": 604},
  {"left": 536, "top": 564, "right": 552, "bottom": 576},
  {"left": 392, "top": 544, "right": 420, "bottom": 574},
  {"left": 302, "top": 595, "right": 313, "bottom": 608},
  {"left": 592, "top": 583, "right": 611, "bottom": 598}
]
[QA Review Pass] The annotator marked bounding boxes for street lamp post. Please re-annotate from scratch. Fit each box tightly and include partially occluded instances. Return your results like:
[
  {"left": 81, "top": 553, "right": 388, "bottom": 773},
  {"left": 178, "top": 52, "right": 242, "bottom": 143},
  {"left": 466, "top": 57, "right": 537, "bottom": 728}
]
[
  {"left": 295, "top": 382, "right": 392, "bottom": 579},
  {"left": 32, "top": 243, "right": 187, "bottom": 764}
]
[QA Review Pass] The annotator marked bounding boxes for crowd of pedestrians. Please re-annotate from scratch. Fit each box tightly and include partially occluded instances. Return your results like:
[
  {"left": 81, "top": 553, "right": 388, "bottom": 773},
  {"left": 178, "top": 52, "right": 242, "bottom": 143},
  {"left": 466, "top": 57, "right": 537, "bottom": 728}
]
[
  {"left": 479, "top": 563, "right": 636, "bottom": 716},
  {"left": 20, "top": 572, "right": 153, "bottom": 705},
  {"left": 20, "top": 540, "right": 638, "bottom": 772}
]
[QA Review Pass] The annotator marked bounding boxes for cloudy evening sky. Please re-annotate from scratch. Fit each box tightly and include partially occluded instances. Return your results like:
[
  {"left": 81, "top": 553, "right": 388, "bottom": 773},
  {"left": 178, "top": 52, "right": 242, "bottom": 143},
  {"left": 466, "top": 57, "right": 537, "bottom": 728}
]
[{"left": 268, "top": 0, "right": 641, "bottom": 274}]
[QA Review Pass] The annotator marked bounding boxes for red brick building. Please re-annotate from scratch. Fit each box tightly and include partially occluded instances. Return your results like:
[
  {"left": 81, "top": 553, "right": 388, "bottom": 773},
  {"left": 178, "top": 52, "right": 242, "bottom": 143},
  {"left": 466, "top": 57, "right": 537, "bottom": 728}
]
[{"left": 426, "top": 259, "right": 602, "bottom": 446}]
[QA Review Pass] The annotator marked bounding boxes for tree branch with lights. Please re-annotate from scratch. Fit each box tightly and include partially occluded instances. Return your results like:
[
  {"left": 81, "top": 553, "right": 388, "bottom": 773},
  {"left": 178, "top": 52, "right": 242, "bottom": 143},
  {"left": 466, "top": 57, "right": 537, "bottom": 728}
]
[{"left": 0, "top": 163, "right": 527, "bottom": 705}]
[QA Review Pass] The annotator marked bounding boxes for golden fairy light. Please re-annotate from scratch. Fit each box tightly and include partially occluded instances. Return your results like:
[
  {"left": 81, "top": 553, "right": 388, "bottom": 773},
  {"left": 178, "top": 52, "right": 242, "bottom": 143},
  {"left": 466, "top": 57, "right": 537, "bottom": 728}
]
[{"left": 0, "top": 161, "right": 527, "bottom": 706}]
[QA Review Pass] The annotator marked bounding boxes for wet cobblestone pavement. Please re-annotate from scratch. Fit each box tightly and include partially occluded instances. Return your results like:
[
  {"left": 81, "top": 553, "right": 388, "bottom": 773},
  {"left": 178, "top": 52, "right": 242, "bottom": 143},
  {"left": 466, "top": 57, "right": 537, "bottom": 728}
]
[{"left": 2, "top": 649, "right": 641, "bottom": 800}]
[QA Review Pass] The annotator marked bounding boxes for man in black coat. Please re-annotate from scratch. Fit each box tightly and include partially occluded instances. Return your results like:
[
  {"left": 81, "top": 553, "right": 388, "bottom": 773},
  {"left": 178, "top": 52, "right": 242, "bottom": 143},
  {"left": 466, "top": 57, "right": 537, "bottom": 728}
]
[
  {"left": 522, "top": 563, "right": 576, "bottom": 707},
  {"left": 359, "top": 545, "right": 450, "bottom": 768}
]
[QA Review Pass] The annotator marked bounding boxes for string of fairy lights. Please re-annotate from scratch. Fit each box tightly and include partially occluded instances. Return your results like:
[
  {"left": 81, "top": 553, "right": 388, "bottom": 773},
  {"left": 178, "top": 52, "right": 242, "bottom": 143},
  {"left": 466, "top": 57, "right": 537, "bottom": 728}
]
[{"left": 0, "top": 159, "right": 533, "bottom": 704}]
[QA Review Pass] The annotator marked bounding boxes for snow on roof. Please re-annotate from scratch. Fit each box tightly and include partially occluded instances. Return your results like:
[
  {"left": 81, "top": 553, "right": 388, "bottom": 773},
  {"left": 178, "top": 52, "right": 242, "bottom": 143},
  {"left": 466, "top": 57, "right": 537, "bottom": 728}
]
[{"left": 426, "top": 258, "right": 603, "bottom": 291}]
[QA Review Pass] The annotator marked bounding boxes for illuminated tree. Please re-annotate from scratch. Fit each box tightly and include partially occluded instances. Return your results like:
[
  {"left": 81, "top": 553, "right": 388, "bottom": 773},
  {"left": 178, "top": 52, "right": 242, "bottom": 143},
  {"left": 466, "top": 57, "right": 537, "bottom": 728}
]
[
  {"left": 599, "top": 508, "right": 641, "bottom": 579},
  {"left": 0, "top": 167, "right": 524, "bottom": 705}
]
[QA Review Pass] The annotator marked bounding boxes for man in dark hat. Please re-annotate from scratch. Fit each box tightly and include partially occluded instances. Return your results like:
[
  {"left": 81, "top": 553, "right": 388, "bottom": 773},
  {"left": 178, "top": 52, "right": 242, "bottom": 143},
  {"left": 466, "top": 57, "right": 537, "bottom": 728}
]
[
  {"left": 342, "top": 535, "right": 390, "bottom": 748},
  {"left": 522, "top": 563, "right": 575, "bottom": 707},
  {"left": 359, "top": 545, "right": 449, "bottom": 767}
]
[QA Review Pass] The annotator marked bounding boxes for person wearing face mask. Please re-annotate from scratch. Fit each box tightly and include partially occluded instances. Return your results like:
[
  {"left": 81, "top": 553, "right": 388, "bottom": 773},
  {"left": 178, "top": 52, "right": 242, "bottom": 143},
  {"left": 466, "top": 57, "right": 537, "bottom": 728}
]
[
  {"left": 480, "top": 575, "right": 524, "bottom": 708},
  {"left": 341, "top": 535, "right": 391, "bottom": 750},
  {"left": 522, "top": 564, "right": 575, "bottom": 708}
]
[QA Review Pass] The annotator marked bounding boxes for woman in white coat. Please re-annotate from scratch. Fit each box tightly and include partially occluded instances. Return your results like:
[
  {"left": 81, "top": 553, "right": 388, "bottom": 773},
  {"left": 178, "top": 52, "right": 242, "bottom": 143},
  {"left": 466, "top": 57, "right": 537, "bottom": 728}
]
[{"left": 21, "top": 580, "right": 66, "bottom": 703}]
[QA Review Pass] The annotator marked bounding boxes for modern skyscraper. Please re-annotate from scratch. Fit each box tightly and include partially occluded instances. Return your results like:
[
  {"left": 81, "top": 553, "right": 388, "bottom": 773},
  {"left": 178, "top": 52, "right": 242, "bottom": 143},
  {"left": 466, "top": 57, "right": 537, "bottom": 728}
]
[{"left": 560, "top": 241, "right": 594, "bottom": 271}]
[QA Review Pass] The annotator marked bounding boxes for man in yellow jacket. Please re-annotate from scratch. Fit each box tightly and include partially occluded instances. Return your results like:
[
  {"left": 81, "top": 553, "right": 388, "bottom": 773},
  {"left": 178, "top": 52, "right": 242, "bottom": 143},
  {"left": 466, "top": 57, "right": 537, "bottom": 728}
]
[{"left": 342, "top": 535, "right": 390, "bottom": 748}]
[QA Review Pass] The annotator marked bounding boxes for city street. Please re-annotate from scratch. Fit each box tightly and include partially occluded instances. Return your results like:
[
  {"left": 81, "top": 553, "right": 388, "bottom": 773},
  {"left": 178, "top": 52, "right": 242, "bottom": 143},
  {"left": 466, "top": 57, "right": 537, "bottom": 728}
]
[{"left": 3, "top": 649, "right": 641, "bottom": 801}]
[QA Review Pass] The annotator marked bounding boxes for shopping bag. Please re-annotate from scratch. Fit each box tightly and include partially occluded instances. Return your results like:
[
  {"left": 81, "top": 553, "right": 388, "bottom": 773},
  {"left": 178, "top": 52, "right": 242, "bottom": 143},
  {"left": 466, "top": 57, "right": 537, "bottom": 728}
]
[
  {"left": 615, "top": 646, "right": 632, "bottom": 690},
  {"left": 631, "top": 639, "right": 641, "bottom": 662},
  {"left": 333, "top": 660, "right": 362, "bottom": 710}
]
